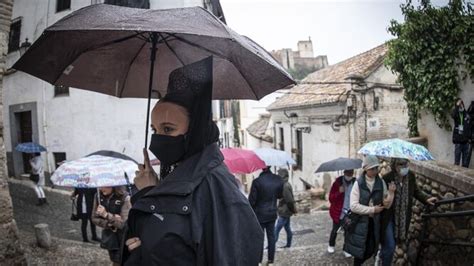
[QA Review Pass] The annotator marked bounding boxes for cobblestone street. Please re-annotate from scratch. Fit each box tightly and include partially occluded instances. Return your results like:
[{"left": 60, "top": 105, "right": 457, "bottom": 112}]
[{"left": 9, "top": 179, "right": 375, "bottom": 265}]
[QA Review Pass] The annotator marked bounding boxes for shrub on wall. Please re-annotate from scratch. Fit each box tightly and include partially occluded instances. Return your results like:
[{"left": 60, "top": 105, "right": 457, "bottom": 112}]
[{"left": 385, "top": 0, "right": 473, "bottom": 137}]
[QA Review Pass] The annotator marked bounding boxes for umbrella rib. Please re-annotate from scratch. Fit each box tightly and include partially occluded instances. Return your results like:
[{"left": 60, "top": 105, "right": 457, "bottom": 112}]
[
  {"left": 158, "top": 32, "right": 185, "bottom": 66},
  {"left": 119, "top": 40, "right": 148, "bottom": 97},
  {"left": 53, "top": 32, "right": 144, "bottom": 85},
  {"left": 168, "top": 33, "right": 258, "bottom": 99}
]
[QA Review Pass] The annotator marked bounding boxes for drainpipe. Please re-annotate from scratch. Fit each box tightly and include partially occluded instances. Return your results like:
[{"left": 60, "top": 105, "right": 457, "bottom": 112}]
[{"left": 42, "top": 84, "right": 51, "bottom": 174}]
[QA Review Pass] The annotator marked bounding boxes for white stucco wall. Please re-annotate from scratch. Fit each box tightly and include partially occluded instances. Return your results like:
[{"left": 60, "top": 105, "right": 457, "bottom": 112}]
[
  {"left": 3, "top": 0, "right": 211, "bottom": 174},
  {"left": 268, "top": 65, "right": 409, "bottom": 191}
]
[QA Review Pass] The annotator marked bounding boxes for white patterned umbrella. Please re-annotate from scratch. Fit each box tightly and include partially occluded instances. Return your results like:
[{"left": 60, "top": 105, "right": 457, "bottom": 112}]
[
  {"left": 51, "top": 155, "right": 138, "bottom": 188},
  {"left": 254, "top": 148, "right": 296, "bottom": 167}
]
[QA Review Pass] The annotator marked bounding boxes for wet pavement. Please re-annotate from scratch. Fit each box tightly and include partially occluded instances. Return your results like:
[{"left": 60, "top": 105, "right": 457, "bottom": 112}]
[{"left": 9, "top": 179, "right": 376, "bottom": 265}]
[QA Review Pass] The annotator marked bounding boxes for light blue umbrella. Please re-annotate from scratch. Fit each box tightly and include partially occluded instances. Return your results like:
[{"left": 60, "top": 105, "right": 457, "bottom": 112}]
[
  {"left": 254, "top": 148, "right": 296, "bottom": 167},
  {"left": 15, "top": 142, "right": 46, "bottom": 153},
  {"left": 358, "top": 138, "right": 434, "bottom": 161}
]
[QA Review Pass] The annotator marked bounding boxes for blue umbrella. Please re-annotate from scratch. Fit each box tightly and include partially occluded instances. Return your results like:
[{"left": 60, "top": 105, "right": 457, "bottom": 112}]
[
  {"left": 15, "top": 142, "right": 47, "bottom": 153},
  {"left": 358, "top": 138, "right": 434, "bottom": 161}
]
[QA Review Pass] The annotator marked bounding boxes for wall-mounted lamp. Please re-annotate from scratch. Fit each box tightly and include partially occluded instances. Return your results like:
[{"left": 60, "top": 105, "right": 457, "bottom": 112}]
[
  {"left": 19, "top": 38, "right": 31, "bottom": 56},
  {"left": 289, "top": 113, "right": 298, "bottom": 124}
]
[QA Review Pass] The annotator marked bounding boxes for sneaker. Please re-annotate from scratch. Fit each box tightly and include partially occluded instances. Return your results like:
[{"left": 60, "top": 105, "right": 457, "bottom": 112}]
[
  {"left": 327, "top": 246, "right": 335, "bottom": 253},
  {"left": 343, "top": 251, "right": 353, "bottom": 258}
]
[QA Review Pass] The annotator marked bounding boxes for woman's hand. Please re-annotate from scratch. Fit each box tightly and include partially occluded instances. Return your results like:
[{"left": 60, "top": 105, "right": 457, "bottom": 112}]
[
  {"left": 373, "top": 204, "right": 384, "bottom": 214},
  {"left": 388, "top": 182, "right": 396, "bottom": 193},
  {"left": 426, "top": 197, "right": 438, "bottom": 206},
  {"left": 134, "top": 148, "right": 159, "bottom": 191},
  {"left": 126, "top": 237, "right": 141, "bottom": 251},
  {"left": 96, "top": 205, "right": 108, "bottom": 218}
]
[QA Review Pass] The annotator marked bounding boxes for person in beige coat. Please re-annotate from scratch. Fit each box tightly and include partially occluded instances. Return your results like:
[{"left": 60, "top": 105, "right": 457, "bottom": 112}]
[{"left": 92, "top": 186, "right": 131, "bottom": 265}]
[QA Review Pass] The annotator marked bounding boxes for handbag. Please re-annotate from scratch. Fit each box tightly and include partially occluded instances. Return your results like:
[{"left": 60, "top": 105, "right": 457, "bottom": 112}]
[
  {"left": 29, "top": 173, "right": 39, "bottom": 183},
  {"left": 100, "top": 228, "right": 122, "bottom": 251},
  {"left": 70, "top": 198, "right": 79, "bottom": 221},
  {"left": 341, "top": 210, "right": 360, "bottom": 233}
]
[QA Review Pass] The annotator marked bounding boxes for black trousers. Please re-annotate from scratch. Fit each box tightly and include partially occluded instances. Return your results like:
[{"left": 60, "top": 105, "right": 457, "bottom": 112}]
[
  {"left": 81, "top": 217, "right": 97, "bottom": 241},
  {"left": 329, "top": 220, "right": 341, "bottom": 246},
  {"left": 354, "top": 218, "right": 376, "bottom": 266},
  {"left": 260, "top": 220, "right": 276, "bottom": 263}
]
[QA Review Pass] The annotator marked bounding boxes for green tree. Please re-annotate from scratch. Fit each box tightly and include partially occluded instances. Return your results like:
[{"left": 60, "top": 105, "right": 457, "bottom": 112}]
[{"left": 385, "top": 0, "right": 473, "bottom": 137}]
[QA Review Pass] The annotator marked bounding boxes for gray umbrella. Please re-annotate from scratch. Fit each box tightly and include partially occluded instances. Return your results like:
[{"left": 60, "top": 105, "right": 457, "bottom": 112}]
[
  {"left": 13, "top": 4, "right": 295, "bottom": 147},
  {"left": 315, "top": 157, "right": 362, "bottom": 173}
]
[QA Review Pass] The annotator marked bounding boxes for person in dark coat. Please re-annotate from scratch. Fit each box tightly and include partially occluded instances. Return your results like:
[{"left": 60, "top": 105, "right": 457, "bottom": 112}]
[
  {"left": 327, "top": 169, "right": 355, "bottom": 255},
  {"left": 121, "top": 57, "right": 263, "bottom": 265},
  {"left": 343, "top": 156, "right": 395, "bottom": 266},
  {"left": 274, "top": 169, "right": 296, "bottom": 249},
  {"left": 71, "top": 188, "right": 99, "bottom": 242},
  {"left": 248, "top": 167, "right": 283, "bottom": 265},
  {"left": 92, "top": 186, "right": 131, "bottom": 265},
  {"left": 451, "top": 98, "right": 470, "bottom": 167},
  {"left": 379, "top": 159, "right": 437, "bottom": 266}
]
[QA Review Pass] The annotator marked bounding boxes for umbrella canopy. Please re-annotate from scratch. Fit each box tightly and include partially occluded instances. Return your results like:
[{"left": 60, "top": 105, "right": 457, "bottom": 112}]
[
  {"left": 315, "top": 157, "right": 362, "bottom": 173},
  {"left": 15, "top": 142, "right": 47, "bottom": 153},
  {"left": 87, "top": 150, "right": 138, "bottom": 164},
  {"left": 13, "top": 4, "right": 294, "bottom": 100},
  {"left": 221, "top": 148, "right": 266, "bottom": 174},
  {"left": 51, "top": 155, "right": 138, "bottom": 188},
  {"left": 253, "top": 148, "right": 296, "bottom": 167},
  {"left": 358, "top": 138, "right": 434, "bottom": 161}
]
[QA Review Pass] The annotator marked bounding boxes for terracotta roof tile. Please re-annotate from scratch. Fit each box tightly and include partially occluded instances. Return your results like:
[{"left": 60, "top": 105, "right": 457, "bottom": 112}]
[
  {"left": 268, "top": 43, "right": 388, "bottom": 111},
  {"left": 246, "top": 115, "right": 273, "bottom": 143}
]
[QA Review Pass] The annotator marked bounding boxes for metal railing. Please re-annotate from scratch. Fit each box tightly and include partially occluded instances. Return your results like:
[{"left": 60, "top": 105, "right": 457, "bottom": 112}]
[{"left": 416, "top": 194, "right": 474, "bottom": 264}]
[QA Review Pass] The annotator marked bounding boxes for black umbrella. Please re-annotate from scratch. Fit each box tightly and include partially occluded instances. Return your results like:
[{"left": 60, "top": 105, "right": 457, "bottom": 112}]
[
  {"left": 86, "top": 150, "right": 139, "bottom": 164},
  {"left": 315, "top": 157, "right": 362, "bottom": 173},
  {"left": 13, "top": 4, "right": 295, "bottom": 147}
]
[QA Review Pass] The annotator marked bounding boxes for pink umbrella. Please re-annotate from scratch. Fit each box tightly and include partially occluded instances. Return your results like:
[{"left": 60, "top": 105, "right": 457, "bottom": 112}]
[{"left": 221, "top": 148, "right": 266, "bottom": 174}]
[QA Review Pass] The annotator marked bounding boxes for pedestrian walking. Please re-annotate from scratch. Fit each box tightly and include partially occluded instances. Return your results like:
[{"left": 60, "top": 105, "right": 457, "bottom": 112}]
[
  {"left": 71, "top": 188, "right": 99, "bottom": 243},
  {"left": 29, "top": 153, "right": 46, "bottom": 205},
  {"left": 328, "top": 169, "right": 355, "bottom": 256},
  {"left": 379, "top": 159, "right": 438, "bottom": 265},
  {"left": 344, "top": 155, "right": 395, "bottom": 266},
  {"left": 92, "top": 186, "right": 131, "bottom": 266},
  {"left": 274, "top": 169, "right": 297, "bottom": 249},
  {"left": 122, "top": 57, "right": 263, "bottom": 265},
  {"left": 249, "top": 166, "right": 284, "bottom": 265},
  {"left": 451, "top": 98, "right": 470, "bottom": 167}
]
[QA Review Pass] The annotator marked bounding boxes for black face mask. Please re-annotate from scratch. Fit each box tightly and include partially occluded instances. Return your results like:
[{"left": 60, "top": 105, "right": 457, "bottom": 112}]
[{"left": 149, "top": 134, "right": 186, "bottom": 166}]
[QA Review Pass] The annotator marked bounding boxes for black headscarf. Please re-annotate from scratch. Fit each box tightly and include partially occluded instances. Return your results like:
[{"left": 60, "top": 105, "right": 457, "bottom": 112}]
[{"left": 159, "top": 56, "right": 220, "bottom": 178}]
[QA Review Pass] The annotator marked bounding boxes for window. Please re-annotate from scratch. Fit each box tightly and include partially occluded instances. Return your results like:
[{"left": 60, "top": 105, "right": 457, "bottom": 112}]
[
  {"left": 54, "top": 85, "right": 70, "bottom": 97},
  {"left": 56, "top": 0, "right": 71, "bottom": 12},
  {"left": 296, "top": 130, "right": 303, "bottom": 169},
  {"left": 104, "top": 0, "right": 150, "bottom": 9},
  {"left": 279, "top": 127, "right": 284, "bottom": 150},
  {"left": 53, "top": 152, "right": 67, "bottom": 169},
  {"left": 8, "top": 19, "right": 21, "bottom": 53}
]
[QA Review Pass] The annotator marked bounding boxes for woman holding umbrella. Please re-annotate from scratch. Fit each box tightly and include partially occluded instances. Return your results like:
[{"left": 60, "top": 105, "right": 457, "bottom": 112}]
[
  {"left": 122, "top": 57, "right": 263, "bottom": 265},
  {"left": 344, "top": 155, "right": 396, "bottom": 266},
  {"left": 29, "top": 153, "right": 47, "bottom": 206},
  {"left": 379, "top": 158, "right": 437, "bottom": 265},
  {"left": 92, "top": 186, "right": 131, "bottom": 265}
]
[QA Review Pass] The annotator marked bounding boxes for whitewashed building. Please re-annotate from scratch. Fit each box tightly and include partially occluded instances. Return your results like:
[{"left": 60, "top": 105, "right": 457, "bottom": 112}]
[
  {"left": 3, "top": 0, "right": 229, "bottom": 177},
  {"left": 267, "top": 44, "right": 409, "bottom": 191}
]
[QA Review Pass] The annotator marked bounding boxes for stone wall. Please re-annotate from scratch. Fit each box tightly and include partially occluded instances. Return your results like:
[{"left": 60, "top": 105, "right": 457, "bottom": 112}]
[
  {"left": 394, "top": 160, "right": 474, "bottom": 265},
  {"left": 0, "top": 0, "right": 27, "bottom": 264}
]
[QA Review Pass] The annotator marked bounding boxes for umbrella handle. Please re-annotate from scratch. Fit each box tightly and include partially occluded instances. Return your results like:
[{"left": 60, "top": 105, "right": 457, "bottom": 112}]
[
  {"left": 97, "top": 188, "right": 100, "bottom": 206},
  {"left": 144, "top": 33, "right": 159, "bottom": 149}
]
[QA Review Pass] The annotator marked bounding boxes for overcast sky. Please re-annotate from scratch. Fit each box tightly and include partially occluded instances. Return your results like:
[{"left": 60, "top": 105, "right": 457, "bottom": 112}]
[{"left": 220, "top": 0, "right": 449, "bottom": 64}]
